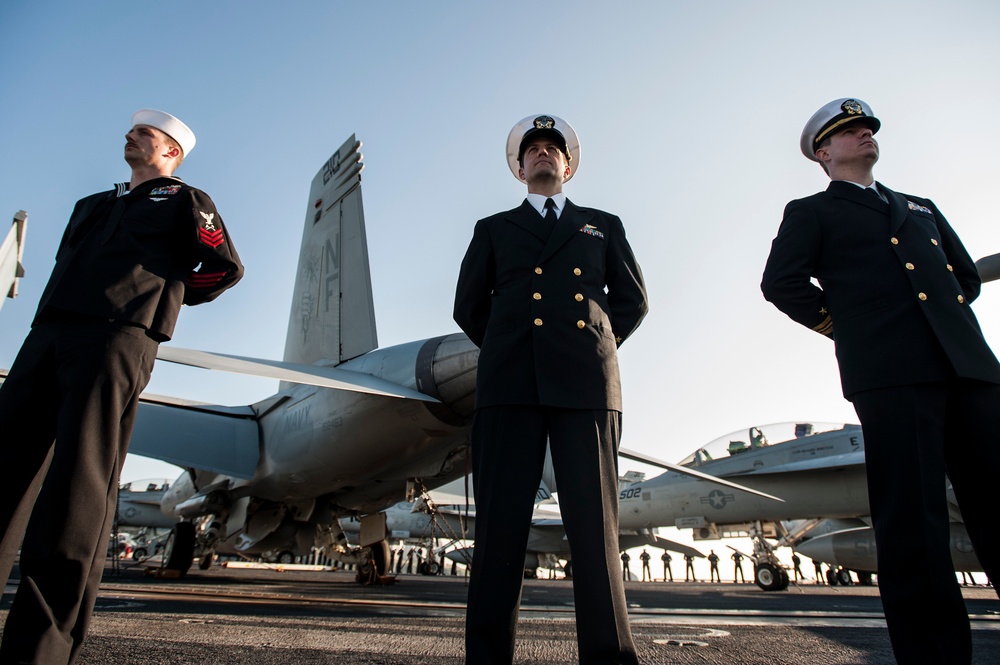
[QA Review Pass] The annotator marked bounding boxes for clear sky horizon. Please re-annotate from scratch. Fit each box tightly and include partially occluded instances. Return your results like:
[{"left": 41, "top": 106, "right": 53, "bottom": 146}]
[{"left": 2, "top": 1, "right": 999, "bottom": 496}]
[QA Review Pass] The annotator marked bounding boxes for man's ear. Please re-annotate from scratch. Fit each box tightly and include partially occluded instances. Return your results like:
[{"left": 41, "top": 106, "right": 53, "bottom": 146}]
[
  {"left": 165, "top": 145, "right": 181, "bottom": 160},
  {"left": 815, "top": 146, "right": 831, "bottom": 168},
  {"left": 563, "top": 164, "right": 571, "bottom": 181}
]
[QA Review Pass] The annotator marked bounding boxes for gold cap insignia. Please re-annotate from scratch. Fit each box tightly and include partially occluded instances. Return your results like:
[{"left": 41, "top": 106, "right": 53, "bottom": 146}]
[
  {"left": 533, "top": 116, "right": 555, "bottom": 130},
  {"left": 841, "top": 99, "right": 863, "bottom": 115}
]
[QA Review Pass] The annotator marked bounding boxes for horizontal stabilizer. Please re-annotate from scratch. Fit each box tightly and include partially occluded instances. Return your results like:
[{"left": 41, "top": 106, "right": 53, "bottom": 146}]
[
  {"left": 130, "top": 394, "right": 260, "bottom": 479},
  {"left": 156, "top": 346, "right": 438, "bottom": 402},
  {"left": 619, "top": 447, "right": 784, "bottom": 503}
]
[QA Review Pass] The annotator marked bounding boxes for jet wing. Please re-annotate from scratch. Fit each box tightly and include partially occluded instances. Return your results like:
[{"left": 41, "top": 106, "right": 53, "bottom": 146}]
[
  {"left": 977, "top": 252, "right": 1000, "bottom": 283},
  {"left": 618, "top": 532, "right": 706, "bottom": 559},
  {"left": 619, "top": 447, "right": 784, "bottom": 502},
  {"left": 156, "top": 346, "right": 439, "bottom": 402},
  {"left": 129, "top": 393, "right": 260, "bottom": 480}
]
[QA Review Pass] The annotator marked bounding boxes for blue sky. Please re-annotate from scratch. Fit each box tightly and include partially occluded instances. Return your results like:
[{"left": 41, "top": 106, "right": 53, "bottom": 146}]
[{"left": 2, "top": 1, "right": 999, "bottom": 489}]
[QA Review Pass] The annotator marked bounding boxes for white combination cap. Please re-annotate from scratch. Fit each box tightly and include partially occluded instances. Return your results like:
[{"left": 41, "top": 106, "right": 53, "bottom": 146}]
[
  {"left": 506, "top": 114, "right": 581, "bottom": 183},
  {"left": 131, "top": 108, "right": 197, "bottom": 157},
  {"left": 800, "top": 98, "right": 880, "bottom": 162}
]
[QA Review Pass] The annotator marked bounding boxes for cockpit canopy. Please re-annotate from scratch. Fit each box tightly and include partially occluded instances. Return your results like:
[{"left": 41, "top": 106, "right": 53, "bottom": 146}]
[{"left": 678, "top": 422, "right": 849, "bottom": 467}]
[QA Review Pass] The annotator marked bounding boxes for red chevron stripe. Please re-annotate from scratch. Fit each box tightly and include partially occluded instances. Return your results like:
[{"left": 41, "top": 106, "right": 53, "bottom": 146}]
[
  {"left": 198, "top": 228, "right": 225, "bottom": 248},
  {"left": 186, "top": 271, "right": 227, "bottom": 285}
]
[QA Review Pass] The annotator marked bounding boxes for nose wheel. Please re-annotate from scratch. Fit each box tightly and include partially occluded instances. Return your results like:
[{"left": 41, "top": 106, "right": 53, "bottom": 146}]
[{"left": 755, "top": 562, "right": 790, "bottom": 591}]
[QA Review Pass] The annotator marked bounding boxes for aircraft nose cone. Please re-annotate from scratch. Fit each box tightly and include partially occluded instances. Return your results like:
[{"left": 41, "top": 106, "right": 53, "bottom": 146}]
[{"left": 416, "top": 333, "right": 478, "bottom": 425}]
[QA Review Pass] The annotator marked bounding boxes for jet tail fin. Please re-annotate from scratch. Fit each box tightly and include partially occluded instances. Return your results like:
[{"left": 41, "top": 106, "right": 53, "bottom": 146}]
[
  {"left": 283, "top": 136, "right": 377, "bottom": 371},
  {"left": 1, "top": 210, "right": 27, "bottom": 310}
]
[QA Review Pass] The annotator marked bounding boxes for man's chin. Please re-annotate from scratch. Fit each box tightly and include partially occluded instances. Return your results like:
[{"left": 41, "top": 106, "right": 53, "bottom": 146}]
[{"left": 526, "top": 172, "right": 561, "bottom": 189}]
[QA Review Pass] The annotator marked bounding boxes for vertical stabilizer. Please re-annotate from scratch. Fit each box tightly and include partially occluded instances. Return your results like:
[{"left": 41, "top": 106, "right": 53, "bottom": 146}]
[
  {"left": 283, "top": 136, "right": 377, "bottom": 368},
  {"left": 1, "top": 210, "right": 28, "bottom": 313}
]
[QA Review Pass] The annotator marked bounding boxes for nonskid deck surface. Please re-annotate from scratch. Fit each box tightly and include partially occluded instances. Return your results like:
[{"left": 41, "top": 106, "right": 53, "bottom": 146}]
[{"left": 2, "top": 563, "right": 998, "bottom": 664}]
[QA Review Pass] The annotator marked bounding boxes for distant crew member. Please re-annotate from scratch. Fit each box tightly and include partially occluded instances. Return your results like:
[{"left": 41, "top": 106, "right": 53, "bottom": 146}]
[
  {"left": 761, "top": 97, "right": 1000, "bottom": 664},
  {"left": 708, "top": 550, "right": 721, "bottom": 582},
  {"left": 621, "top": 550, "right": 632, "bottom": 581},
  {"left": 791, "top": 552, "right": 805, "bottom": 583},
  {"left": 684, "top": 554, "right": 697, "bottom": 582},
  {"left": 814, "top": 559, "right": 825, "bottom": 585},
  {"left": 454, "top": 114, "right": 647, "bottom": 665},
  {"left": 662, "top": 551, "right": 673, "bottom": 582},
  {"left": 640, "top": 549, "right": 652, "bottom": 581},
  {"left": 0, "top": 108, "right": 243, "bottom": 664},
  {"left": 732, "top": 551, "right": 746, "bottom": 583}
]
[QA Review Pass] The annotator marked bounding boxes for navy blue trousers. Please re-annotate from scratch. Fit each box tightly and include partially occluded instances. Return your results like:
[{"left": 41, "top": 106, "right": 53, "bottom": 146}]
[
  {"left": 464, "top": 406, "right": 637, "bottom": 665},
  {"left": 0, "top": 318, "right": 158, "bottom": 664},
  {"left": 853, "top": 380, "right": 1000, "bottom": 665}
]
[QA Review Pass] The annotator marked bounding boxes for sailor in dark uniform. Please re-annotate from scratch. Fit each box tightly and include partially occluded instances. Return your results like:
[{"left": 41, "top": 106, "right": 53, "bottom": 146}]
[
  {"left": 761, "top": 98, "right": 1000, "bottom": 664},
  {"left": 455, "top": 114, "right": 647, "bottom": 665},
  {"left": 0, "top": 109, "right": 243, "bottom": 664}
]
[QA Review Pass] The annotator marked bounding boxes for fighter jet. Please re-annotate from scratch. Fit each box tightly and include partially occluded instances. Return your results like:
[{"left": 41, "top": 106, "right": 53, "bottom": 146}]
[
  {"left": 116, "top": 479, "right": 178, "bottom": 529},
  {"left": 122, "top": 135, "right": 768, "bottom": 582},
  {"left": 617, "top": 422, "right": 991, "bottom": 590},
  {"left": 126, "top": 135, "right": 479, "bottom": 580},
  {"left": 0, "top": 210, "right": 27, "bottom": 314},
  {"left": 618, "top": 422, "right": 870, "bottom": 590},
  {"left": 793, "top": 520, "right": 985, "bottom": 586},
  {"left": 340, "top": 478, "right": 702, "bottom": 579}
]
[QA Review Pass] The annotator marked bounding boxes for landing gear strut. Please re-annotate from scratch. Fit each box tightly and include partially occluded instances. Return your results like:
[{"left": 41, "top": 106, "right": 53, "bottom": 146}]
[
  {"left": 356, "top": 540, "right": 391, "bottom": 585},
  {"left": 749, "top": 521, "right": 790, "bottom": 591}
]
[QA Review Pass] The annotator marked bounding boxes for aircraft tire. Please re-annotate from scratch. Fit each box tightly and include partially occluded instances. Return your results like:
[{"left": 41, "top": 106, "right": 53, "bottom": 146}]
[
  {"left": 420, "top": 561, "right": 441, "bottom": 576},
  {"left": 162, "top": 522, "right": 195, "bottom": 576},
  {"left": 198, "top": 551, "right": 215, "bottom": 570},
  {"left": 779, "top": 569, "right": 790, "bottom": 590},
  {"left": 564, "top": 561, "right": 573, "bottom": 579},
  {"left": 132, "top": 548, "right": 148, "bottom": 561},
  {"left": 276, "top": 551, "right": 295, "bottom": 565},
  {"left": 826, "top": 569, "right": 839, "bottom": 585},
  {"left": 836, "top": 568, "right": 853, "bottom": 586},
  {"left": 754, "top": 563, "right": 784, "bottom": 591},
  {"left": 857, "top": 571, "right": 874, "bottom": 586}
]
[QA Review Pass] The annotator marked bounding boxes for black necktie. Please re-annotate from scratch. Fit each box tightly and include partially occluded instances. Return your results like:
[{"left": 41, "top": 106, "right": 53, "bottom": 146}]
[
  {"left": 543, "top": 198, "right": 556, "bottom": 224},
  {"left": 865, "top": 187, "right": 884, "bottom": 204}
]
